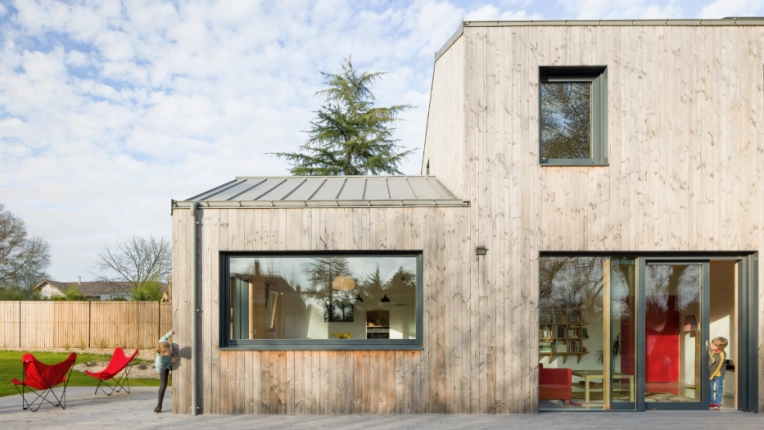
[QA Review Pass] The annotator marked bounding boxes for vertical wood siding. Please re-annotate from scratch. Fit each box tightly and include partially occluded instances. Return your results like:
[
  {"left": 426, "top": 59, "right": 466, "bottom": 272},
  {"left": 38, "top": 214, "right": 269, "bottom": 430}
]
[
  {"left": 422, "top": 37, "right": 468, "bottom": 199},
  {"left": 173, "top": 207, "right": 473, "bottom": 414},
  {"left": 173, "top": 24, "right": 764, "bottom": 414},
  {"left": 446, "top": 25, "right": 763, "bottom": 413}
]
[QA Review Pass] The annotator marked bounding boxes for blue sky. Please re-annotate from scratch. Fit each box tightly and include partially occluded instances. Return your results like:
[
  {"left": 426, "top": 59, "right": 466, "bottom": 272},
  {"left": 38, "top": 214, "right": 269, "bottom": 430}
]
[{"left": 0, "top": 0, "right": 761, "bottom": 282}]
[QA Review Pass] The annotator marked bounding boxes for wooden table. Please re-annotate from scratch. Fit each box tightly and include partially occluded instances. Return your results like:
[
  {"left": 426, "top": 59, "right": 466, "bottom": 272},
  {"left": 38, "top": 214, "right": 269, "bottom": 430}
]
[{"left": 571, "top": 370, "right": 635, "bottom": 403}]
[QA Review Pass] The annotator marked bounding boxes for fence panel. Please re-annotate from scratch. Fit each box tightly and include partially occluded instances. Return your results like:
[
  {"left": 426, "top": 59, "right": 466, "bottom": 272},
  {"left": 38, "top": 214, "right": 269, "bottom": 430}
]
[
  {"left": 159, "top": 302, "right": 172, "bottom": 339},
  {"left": 90, "top": 301, "right": 163, "bottom": 349},
  {"left": 20, "top": 301, "right": 54, "bottom": 349},
  {"left": 0, "top": 301, "right": 172, "bottom": 350},
  {"left": 53, "top": 302, "right": 90, "bottom": 349},
  {"left": 0, "top": 302, "right": 20, "bottom": 348}
]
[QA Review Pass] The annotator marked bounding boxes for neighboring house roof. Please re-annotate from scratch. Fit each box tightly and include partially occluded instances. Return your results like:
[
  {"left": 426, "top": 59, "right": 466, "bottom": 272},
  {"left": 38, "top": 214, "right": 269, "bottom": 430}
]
[
  {"left": 33, "top": 280, "right": 165, "bottom": 298},
  {"left": 172, "top": 176, "right": 468, "bottom": 209}
]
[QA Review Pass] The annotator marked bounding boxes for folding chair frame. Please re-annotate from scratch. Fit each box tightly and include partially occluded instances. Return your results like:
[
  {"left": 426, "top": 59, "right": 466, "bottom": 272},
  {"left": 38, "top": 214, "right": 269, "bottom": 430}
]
[
  {"left": 92, "top": 356, "right": 137, "bottom": 396},
  {"left": 14, "top": 360, "right": 75, "bottom": 413}
]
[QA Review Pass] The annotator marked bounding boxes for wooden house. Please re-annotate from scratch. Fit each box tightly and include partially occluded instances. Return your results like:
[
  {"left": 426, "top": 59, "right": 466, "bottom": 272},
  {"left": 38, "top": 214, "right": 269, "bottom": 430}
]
[{"left": 171, "top": 19, "right": 763, "bottom": 415}]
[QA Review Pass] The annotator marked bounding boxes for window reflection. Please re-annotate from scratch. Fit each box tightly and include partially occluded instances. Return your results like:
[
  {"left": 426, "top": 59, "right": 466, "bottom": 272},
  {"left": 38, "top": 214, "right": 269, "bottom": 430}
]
[
  {"left": 540, "top": 82, "right": 592, "bottom": 159},
  {"left": 539, "top": 256, "right": 636, "bottom": 410},
  {"left": 228, "top": 255, "right": 418, "bottom": 341}
]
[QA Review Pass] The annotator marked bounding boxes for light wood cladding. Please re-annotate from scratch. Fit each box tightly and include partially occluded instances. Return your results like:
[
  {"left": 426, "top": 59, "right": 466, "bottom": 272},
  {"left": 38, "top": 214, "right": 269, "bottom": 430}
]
[
  {"left": 174, "top": 24, "right": 764, "bottom": 415},
  {"left": 422, "top": 36, "right": 467, "bottom": 199},
  {"left": 422, "top": 25, "right": 764, "bottom": 413},
  {"left": 173, "top": 207, "right": 474, "bottom": 414}
]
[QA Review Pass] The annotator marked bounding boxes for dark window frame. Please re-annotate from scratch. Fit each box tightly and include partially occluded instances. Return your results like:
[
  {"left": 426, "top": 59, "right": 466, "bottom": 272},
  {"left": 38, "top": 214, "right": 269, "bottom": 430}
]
[
  {"left": 219, "top": 251, "right": 424, "bottom": 351},
  {"left": 539, "top": 66, "right": 608, "bottom": 166}
]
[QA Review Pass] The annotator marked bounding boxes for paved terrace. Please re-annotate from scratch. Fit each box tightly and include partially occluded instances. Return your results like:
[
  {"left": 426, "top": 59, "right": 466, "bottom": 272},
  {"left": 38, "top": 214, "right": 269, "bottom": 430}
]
[{"left": 1, "top": 387, "right": 762, "bottom": 429}]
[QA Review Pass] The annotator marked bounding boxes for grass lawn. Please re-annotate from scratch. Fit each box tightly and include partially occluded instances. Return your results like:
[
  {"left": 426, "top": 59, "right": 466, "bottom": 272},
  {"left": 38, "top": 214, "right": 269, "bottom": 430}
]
[{"left": 0, "top": 350, "right": 163, "bottom": 398}]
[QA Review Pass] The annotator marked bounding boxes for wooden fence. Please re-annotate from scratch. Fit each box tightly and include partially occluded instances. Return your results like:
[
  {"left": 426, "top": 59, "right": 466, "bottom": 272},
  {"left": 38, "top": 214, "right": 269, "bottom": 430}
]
[{"left": 0, "top": 301, "right": 172, "bottom": 350}]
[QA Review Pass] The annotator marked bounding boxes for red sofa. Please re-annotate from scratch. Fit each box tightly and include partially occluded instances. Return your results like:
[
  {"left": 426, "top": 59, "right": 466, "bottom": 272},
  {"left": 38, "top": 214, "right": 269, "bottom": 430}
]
[{"left": 539, "top": 363, "right": 572, "bottom": 404}]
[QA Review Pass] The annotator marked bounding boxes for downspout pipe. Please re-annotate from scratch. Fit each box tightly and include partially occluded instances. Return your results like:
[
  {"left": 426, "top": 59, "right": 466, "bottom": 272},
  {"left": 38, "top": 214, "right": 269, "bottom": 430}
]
[{"left": 190, "top": 201, "right": 200, "bottom": 415}]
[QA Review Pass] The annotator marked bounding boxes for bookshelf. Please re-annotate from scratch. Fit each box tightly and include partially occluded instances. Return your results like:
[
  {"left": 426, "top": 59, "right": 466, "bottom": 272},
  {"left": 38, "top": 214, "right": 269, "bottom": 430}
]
[{"left": 539, "top": 308, "right": 589, "bottom": 364}]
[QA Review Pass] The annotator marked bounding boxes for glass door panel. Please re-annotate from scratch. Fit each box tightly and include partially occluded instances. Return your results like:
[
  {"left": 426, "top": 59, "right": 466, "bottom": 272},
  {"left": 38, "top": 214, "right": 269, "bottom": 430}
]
[
  {"left": 641, "top": 262, "right": 709, "bottom": 409},
  {"left": 538, "top": 256, "right": 606, "bottom": 411},
  {"left": 607, "top": 259, "right": 637, "bottom": 410}
]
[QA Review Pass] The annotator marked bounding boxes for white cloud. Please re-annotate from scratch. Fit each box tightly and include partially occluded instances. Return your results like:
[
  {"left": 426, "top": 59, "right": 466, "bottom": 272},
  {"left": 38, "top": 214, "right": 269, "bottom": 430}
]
[
  {"left": 465, "top": 4, "right": 502, "bottom": 20},
  {"left": 0, "top": 0, "right": 471, "bottom": 281},
  {"left": 700, "top": 0, "right": 763, "bottom": 18},
  {"left": 558, "top": 0, "right": 683, "bottom": 19},
  {"left": 464, "top": 4, "right": 542, "bottom": 20}
]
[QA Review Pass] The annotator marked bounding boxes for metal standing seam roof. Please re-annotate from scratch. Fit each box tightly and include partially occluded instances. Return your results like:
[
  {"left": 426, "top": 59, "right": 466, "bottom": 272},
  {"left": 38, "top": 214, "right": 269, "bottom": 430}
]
[{"left": 172, "top": 176, "right": 468, "bottom": 209}]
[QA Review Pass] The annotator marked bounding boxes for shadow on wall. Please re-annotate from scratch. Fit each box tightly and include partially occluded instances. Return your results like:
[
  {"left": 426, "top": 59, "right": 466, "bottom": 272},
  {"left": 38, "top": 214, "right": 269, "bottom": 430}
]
[{"left": 176, "top": 344, "right": 189, "bottom": 369}]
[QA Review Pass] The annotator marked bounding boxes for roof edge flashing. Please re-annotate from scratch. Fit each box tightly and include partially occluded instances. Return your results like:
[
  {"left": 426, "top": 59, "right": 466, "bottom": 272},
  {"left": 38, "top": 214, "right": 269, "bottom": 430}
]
[
  {"left": 172, "top": 199, "right": 470, "bottom": 209},
  {"left": 461, "top": 18, "right": 764, "bottom": 26},
  {"left": 434, "top": 21, "right": 464, "bottom": 61}
]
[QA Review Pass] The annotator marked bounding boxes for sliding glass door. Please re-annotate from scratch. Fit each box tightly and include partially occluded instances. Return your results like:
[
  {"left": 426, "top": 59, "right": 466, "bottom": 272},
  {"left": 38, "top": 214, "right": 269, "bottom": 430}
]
[
  {"left": 539, "top": 254, "right": 755, "bottom": 412},
  {"left": 637, "top": 260, "right": 710, "bottom": 410}
]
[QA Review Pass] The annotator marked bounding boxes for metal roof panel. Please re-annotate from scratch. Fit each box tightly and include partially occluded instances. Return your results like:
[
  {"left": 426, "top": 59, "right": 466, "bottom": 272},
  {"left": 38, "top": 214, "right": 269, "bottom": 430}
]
[
  {"left": 364, "top": 177, "right": 390, "bottom": 199},
  {"left": 282, "top": 178, "right": 324, "bottom": 200},
  {"left": 387, "top": 177, "right": 418, "bottom": 200},
  {"left": 338, "top": 177, "right": 366, "bottom": 200},
  {"left": 408, "top": 178, "right": 444, "bottom": 199},
  {"left": 310, "top": 177, "right": 346, "bottom": 200},
  {"left": 227, "top": 179, "right": 280, "bottom": 200},
  {"left": 177, "top": 176, "right": 466, "bottom": 208}
]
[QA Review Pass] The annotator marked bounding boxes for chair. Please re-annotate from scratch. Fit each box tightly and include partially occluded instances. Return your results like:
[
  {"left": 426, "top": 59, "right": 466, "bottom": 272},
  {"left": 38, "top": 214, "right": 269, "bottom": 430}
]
[
  {"left": 12, "top": 352, "right": 77, "bottom": 412},
  {"left": 84, "top": 347, "right": 139, "bottom": 396},
  {"left": 538, "top": 362, "right": 572, "bottom": 405}
]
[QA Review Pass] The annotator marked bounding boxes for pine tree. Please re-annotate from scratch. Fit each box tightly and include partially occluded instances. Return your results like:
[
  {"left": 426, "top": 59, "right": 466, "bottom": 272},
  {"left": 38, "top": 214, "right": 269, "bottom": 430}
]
[{"left": 273, "top": 59, "right": 413, "bottom": 175}]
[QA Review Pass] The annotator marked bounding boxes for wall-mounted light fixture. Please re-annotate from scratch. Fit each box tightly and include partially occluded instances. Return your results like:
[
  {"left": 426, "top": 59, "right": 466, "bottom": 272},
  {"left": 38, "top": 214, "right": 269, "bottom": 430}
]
[
  {"left": 332, "top": 275, "right": 355, "bottom": 290},
  {"left": 476, "top": 246, "right": 488, "bottom": 256}
]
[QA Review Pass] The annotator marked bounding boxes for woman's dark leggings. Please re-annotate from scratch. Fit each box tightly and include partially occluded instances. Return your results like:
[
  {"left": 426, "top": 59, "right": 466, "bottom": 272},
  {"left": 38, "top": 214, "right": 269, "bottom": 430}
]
[{"left": 158, "top": 369, "right": 169, "bottom": 408}]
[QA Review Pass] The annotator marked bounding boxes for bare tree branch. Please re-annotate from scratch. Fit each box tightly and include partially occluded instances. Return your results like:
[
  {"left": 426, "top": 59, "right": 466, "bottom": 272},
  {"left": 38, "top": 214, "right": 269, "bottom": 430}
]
[
  {"left": 96, "top": 234, "right": 171, "bottom": 288},
  {"left": 0, "top": 203, "right": 50, "bottom": 290}
]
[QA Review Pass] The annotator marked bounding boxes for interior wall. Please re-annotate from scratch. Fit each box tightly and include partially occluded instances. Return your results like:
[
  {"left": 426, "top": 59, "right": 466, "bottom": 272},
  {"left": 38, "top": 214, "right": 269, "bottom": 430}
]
[
  {"left": 541, "top": 310, "right": 606, "bottom": 372},
  {"left": 710, "top": 261, "right": 736, "bottom": 361}
]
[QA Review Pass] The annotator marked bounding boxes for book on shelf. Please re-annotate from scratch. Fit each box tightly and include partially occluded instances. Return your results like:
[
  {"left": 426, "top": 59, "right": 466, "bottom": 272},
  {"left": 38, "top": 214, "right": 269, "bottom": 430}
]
[
  {"left": 567, "top": 340, "right": 581, "bottom": 353},
  {"left": 568, "top": 328, "right": 580, "bottom": 338},
  {"left": 555, "top": 340, "right": 567, "bottom": 353},
  {"left": 539, "top": 326, "right": 553, "bottom": 339},
  {"left": 540, "top": 313, "right": 553, "bottom": 324},
  {"left": 556, "top": 326, "right": 567, "bottom": 338},
  {"left": 581, "top": 327, "right": 589, "bottom": 338},
  {"left": 539, "top": 341, "right": 553, "bottom": 353},
  {"left": 554, "top": 312, "right": 566, "bottom": 324}
]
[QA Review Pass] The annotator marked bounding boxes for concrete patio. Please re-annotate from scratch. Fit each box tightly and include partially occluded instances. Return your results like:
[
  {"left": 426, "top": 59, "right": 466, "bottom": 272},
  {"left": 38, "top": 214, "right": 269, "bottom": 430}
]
[{"left": 1, "top": 387, "right": 762, "bottom": 429}]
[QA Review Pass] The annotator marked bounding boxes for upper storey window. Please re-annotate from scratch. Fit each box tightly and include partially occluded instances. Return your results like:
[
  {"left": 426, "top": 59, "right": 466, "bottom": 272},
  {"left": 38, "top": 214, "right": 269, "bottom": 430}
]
[{"left": 540, "top": 66, "right": 608, "bottom": 166}]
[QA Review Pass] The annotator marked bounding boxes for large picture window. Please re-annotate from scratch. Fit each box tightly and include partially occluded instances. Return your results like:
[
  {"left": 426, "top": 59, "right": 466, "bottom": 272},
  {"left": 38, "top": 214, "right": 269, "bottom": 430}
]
[{"left": 221, "top": 252, "right": 422, "bottom": 350}]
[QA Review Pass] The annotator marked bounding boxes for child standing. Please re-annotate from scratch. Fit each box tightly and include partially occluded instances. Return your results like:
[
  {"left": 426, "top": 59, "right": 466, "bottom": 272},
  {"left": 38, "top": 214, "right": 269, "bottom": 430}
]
[
  {"left": 709, "top": 336, "right": 729, "bottom": 410},
  {"left": 154, "top": 328, "right": 178, "bottom": 413}
]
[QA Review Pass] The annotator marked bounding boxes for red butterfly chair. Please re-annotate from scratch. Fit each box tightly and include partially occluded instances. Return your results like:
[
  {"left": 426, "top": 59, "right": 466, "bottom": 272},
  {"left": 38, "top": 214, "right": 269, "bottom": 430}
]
[
  {"left": 12, "top": 352, "right": 77, "bottom": 412},
  {"left": 84, "top": 347, "right": 139, "bottom": 396}
]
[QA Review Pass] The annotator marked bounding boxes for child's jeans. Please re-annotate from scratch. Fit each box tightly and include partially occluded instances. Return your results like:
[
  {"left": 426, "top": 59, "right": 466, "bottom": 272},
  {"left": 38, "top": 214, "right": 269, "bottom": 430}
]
[{"left": 710, "top": 375, "right": 724, "bottom": 405}]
